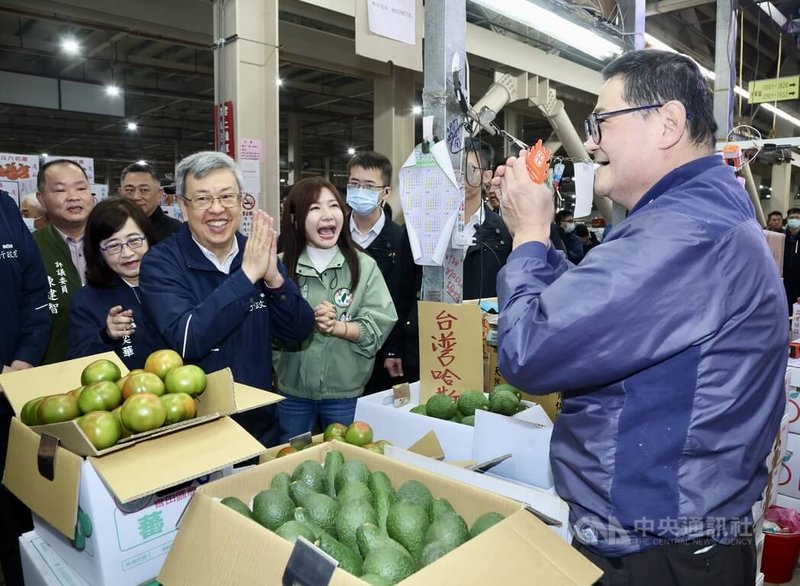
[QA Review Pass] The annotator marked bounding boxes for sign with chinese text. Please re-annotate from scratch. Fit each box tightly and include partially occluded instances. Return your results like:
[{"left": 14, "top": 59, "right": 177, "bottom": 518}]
[
  {"left": 214, "top": 101, "right": 235, "bottom": 159},
  {"left": 418, "top": 300, "right": 483, "bottom": 403},
  {"left": 748, "top": 75, "right": 799, "bottom": 104}
]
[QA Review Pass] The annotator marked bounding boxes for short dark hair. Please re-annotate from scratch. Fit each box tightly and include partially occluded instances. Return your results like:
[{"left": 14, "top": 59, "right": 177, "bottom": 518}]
[
  {"left": 346, "top": 151, "right": 392, "bottom": 187},
  {"left": 787, "top": 208, "right": 800, "bottom": 217},
  {"left": 555, "top": 210, "right": 574, "bottom": 223},
  {"left": 602, "top": 49, "right": 717, "bottom": 149},
  {"left": 84, "top": 198, "right": 158, "bottom": 288},
  {"left": 464, "top": 138, "right": 495, "bottom": 171},
  {"left": 120, "top": 162, "right": 159, "bottom": 185},
  {"left": 37, "top": 159, "right": 90, "bottom": 192},
  {"left": 574, "top": 224, "right": 590, "bottom": 237},
  {"left": 768, "top": 211, "right": 783, "bottom": 219}
]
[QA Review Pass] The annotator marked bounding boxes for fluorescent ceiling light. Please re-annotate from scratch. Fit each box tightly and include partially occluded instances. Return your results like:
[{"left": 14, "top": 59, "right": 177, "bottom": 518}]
[
  {"left": 126, "top": 122, "right": 138, "bottom": 131},
  {"left": 276, "top": 78, "right": 283, "bottom": 87},
  {"left": 41, "top": 153, "right": 48, "bottom": 157},
  {"left": 105, "top": 84, "right": 121, "bottom": 97},
  {"left": 645, "top": 33, "right": 798, "bottom": 129},
  {"left": 412, "top": 105, "right": 422, "bottom": 115},
  {"left": 472, "top": 0, "right": 623, "bottom": 59},
  {"left": 136, "top": 160, "right": 147, "bottom": 165},
  {"left": 347, "top": 147, "right": 356, "bottom": 155},
  {"left": 61, "top": 38, "right": 80, "bottom": 55}
]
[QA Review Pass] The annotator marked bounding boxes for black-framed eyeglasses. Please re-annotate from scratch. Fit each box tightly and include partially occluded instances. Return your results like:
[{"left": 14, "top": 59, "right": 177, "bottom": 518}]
[
  {"left": 346, "top": 182, "right": 387, "bottom": 192},
  {"left": 100, "top": 236, "right": 146, "bottom": 255},
  {"left": 182, "top": 192, "right": 241, "bottom": 210},
  {"left": 584, "top": 104, "right": 664, "bottom": 145}
]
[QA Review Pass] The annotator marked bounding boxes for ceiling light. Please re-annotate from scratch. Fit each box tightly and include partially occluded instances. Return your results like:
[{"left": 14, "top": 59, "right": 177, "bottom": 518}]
[
  {"left": 645, "top": 33, "right": 798, "bottom": 129},
  {"left": 41, "top": 153, "right": 48, "bottom": 157},
  {"left": 126, "top": 122, "right": 138, "bottom": 131},
  {"left": 137, "top": 160, "right": 147, "bottom": 165},
  {"left": 280, "top": 178, "right": 287, "bottom": 183},
  {"left": 347, "top": 147, "right": 356, "bottom": 155},
  {"left": 472, "top": 0, "right": 623, "bottom": 60},
  {"left": 276, "top": 78, "right": 283, "bottom": 87},
  {"left": 105, "top": 85, "right": 121, "bottom": 97},
  {"left": 412, "top": 105, "right": 422, "bottom": 115},
  {"left": 61, "top": 38, "right": 80, "bottom": 55}
]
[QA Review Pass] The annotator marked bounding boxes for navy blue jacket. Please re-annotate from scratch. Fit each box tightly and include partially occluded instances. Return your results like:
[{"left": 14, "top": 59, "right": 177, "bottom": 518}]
[
  {"left": 0, "top": 193, "right": 50, "bottom": 368},
  {"left": 138, "top": 224, "right": 315, "bottom": 391},
  {"left": 498, "top": 156, "right": 787, "bottom": 556},
  {"left": 68, "top": 276, "right": 165, "bottom": 370}
]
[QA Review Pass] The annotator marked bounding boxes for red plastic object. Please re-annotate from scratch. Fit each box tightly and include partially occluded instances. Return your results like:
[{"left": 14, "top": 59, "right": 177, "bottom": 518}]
[
  {"left": 762, "top": 532, "right": 800, "bottom": 583},
  {"left": 525, "top": 140, "right": 551, "bottom": 184}
]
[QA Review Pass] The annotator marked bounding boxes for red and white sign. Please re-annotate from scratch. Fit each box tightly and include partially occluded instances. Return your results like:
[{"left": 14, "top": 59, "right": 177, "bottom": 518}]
[{"left": 214, "top": 101, "right": 235, "bottom": 159}]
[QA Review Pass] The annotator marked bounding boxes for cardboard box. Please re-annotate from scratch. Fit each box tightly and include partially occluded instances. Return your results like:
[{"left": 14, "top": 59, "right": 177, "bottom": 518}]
[
  {"left": 485, "top": 345, "right": 561, "bottom": 422},
  {"left": 355, "top": 384, "right": 555, "bottom": 489},
  {"left": 20, "top": 530, "right": 89, "bottom": 586},
  {"left": 260, "top": 433, "right": 325, "bottom": 462},
  {"left": 158, "top": 442, "right": 602, "bottom": 585},
  {"left": 778, "top": 432, "right": 800, "bottom": 499},
  {"left": 1, "top": 352, "right": 280, "bottom": 586},
  {"left": 383, "top": 444, "right": 571, "bottom": 542}
]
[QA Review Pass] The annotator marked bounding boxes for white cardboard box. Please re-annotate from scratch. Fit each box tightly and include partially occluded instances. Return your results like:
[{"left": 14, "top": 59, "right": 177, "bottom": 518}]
[
  {"left": 778, "top": 432, "right": 800, "bottom": 499},
  {"left": 20, "top": 530, "right": 89, "bottom": 586},
  {"left": 355, "top": 383, "right": 554, "bottom": 489},
  {"left": 32, "top": 463, "right": 229, "bottom": 586}
]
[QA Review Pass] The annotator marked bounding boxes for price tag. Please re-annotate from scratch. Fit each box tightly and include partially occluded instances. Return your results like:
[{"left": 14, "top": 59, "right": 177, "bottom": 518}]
[
  {"left": 525, "top": 139, "right": 551, "bottom": 184},
  {"left": 393, "top": 382, "right": 411, "bottom": 407},
  {"left": 282, "top": 536, "right": 338, "bottom": 586}
]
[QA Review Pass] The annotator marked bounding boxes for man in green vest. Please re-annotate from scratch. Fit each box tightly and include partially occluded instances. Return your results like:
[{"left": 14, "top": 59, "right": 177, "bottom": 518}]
[{"left": 34, "top": 159, "right": 94, "bottom": 363}]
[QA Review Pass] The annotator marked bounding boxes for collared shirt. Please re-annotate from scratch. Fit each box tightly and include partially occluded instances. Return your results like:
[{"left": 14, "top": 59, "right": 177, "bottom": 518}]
[
  {"left": 53, "top": 226, "right": 87, "bottom": 285},
  {"left": 191, "top": 236, "right": 239, "bottom": 274},
  {"left": 462, "top": 204, "right": 486, "bottom": 257},
  {"left": 349, "top": 211, "right": 385, "bottom": 249}
]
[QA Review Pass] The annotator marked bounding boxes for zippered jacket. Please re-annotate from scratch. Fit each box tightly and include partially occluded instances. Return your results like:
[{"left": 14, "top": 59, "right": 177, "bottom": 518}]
[
  {"left": 498, "top": 155, "right": 788, "bottom": 556},
  {"left": 0, "top": 193, "right": 50, "bottom": 368},
  {"left": 138, "top": 224, "right": 315, "bottom": 391},
  {"left": 274, "top": 248, "right": 397, "bottom": 400},
  {"left": 68, "top": 276, "right": 165, "bottom": 370}
]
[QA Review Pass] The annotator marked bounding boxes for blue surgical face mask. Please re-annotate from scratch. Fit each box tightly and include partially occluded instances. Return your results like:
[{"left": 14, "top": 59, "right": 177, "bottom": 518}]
[
  {"left": 346, "top": 186, "right": 380, "bottom": 215},
  {"left": 788, "top": 218, "right": 800, "bottom": 230}
]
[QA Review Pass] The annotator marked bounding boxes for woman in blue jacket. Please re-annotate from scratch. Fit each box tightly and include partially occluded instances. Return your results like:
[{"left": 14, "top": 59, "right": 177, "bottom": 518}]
[{"left": 68, "top": 198, "right": 164, "bottom": 369}]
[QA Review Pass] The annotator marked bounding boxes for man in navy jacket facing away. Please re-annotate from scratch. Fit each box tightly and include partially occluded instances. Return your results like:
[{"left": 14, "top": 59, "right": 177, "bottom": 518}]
[
  {"left": 139, "top": 152, "right": 315, "bottom": 447},
  {"left": 493, "top": 50, "right": 786, "bottom": 585},
  {"left": 0, "top": 191, "right": 51, "bottom": 586}
]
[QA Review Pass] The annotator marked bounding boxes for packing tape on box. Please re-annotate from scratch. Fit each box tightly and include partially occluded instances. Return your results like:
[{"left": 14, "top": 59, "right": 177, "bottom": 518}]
[{"left": 37, "top": 433, "right": 59, "bottom": 481}]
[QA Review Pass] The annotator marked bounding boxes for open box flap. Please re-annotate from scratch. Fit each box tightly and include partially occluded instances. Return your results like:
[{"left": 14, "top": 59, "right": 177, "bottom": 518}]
[
  {"left": 90, "top": 416, "right": 264, "bottom": 504},
  {"left": 0, "top": 352, "right": 127, "bottom": 416},
  {"left": 3, "top": 418, "right": 82, "bottom": 538},
  {"left": 233, "top": 381, "right": 283, "bottom": 413}
]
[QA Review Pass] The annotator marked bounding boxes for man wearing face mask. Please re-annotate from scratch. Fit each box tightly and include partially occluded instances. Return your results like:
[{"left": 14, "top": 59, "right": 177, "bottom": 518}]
[
  {"left": 19, "top": 194, "right": 48, "bottom": 232},
  {"left": 346, "top": 151, "right": 420, "bottom": 393},
  {"left": 555, "top": 209, "right": 584, "bottom": 264},
  {"left": 783, "top": 208, "right": 800, "bottom": 313}
]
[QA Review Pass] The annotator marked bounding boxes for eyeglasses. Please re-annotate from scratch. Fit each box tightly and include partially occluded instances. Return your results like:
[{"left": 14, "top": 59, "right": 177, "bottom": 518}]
[
  {"left": 346, "top": 183, "right": 387, "bottom": 192},
  {"left": 584, "top": 104, "right": 664, "bottom": 145},
  {"left": 182, "top": 193, "right": 241, "bottom": 210},
  {"left": 100, "top": 236, "right": 146, "bottom": 255}
]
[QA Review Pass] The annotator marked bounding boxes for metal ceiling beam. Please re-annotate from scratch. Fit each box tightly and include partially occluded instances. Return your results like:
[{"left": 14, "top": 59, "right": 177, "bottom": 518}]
[{"left": 646, "top": 0, "right": 715, "bottom": 16}]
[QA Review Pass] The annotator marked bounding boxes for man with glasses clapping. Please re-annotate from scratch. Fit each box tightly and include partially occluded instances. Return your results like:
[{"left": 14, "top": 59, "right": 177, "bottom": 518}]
[{"left": 138, "top": 151, "right": 315, "bottom": 447}]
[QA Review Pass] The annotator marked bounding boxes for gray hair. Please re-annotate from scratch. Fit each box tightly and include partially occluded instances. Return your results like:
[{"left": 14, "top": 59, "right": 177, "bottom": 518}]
[{"left": 175, "top": 151, "right": 245, "bottom": 196}]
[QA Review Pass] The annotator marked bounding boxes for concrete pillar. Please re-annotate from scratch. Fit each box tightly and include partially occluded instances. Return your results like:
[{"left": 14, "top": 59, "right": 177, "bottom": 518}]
[
  {"left": 374, "top": 67, "right": 417, "bottom": 222},
  {"left": 503, "top": 108, "right": 523, "bottom": 159},
  {"left": 287, "top": 114, "right": 302, "bottom": 185},
  {"left": 215, "top": 0, "right": 280, "bottom": 219}
]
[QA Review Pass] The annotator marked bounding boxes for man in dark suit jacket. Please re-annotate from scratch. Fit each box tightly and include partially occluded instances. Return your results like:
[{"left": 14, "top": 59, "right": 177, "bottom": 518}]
[
  {"left": 346, "top": 151, "right": 420, "bottom": 392},
  {"left": 119, "top": 162, "right": 181, "bottom": 242},
  {"left": 462, "top": 139, "right": 512, "bottom": 300}
]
